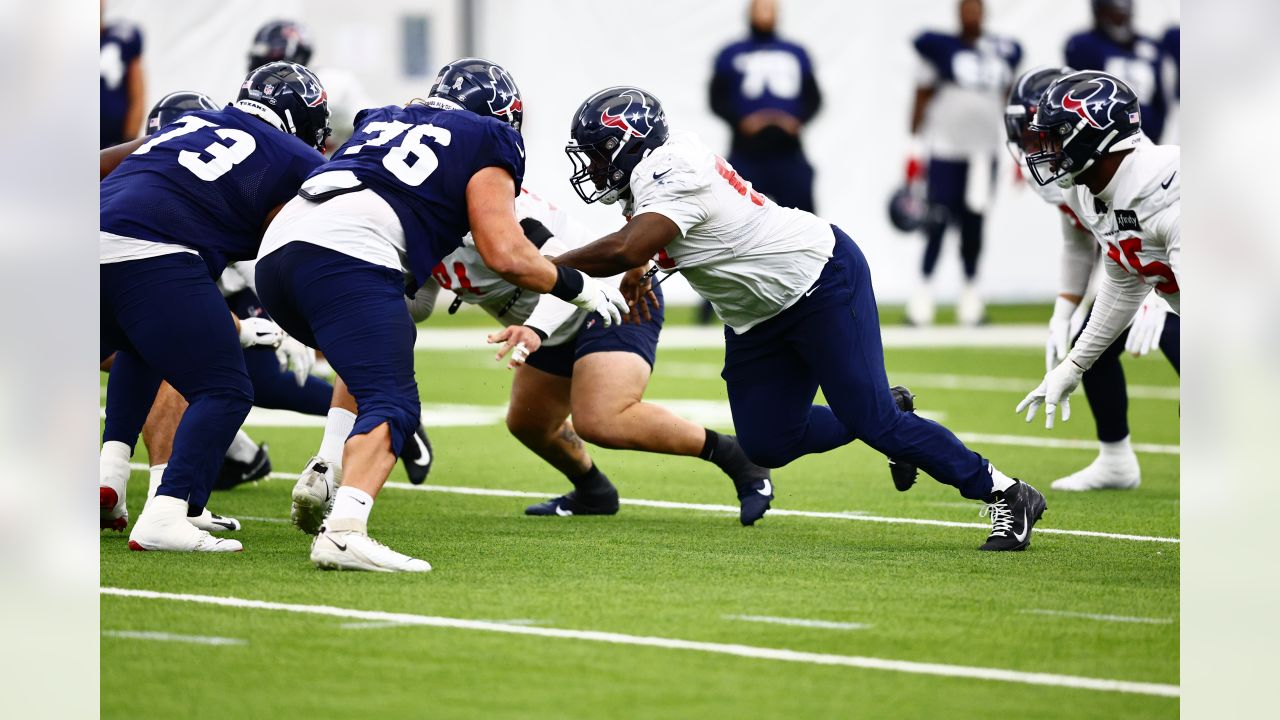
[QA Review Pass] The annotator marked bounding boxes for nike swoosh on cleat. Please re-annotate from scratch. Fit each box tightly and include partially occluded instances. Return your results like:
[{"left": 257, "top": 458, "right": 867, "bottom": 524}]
[
  {"left": 1160, "top": 171, "right": 1176, "bottom": 190},
  {"left": 212, "top": 519, "right": 236, "bottom": 531},
  {"left": 325, "top": 534, "right": 348, "bottom": 552},
  {"left": 758, "top": 479, "right": 773, "bottom": 497},
  {"left": 554, "top": 506, "right": 573, "bottom": 517},
  {"left": 1014, "top": 510, "right": 1029, "bottom": 543},
  {"left": 411, "top": 434, "right": 431, "bottom": 467}
]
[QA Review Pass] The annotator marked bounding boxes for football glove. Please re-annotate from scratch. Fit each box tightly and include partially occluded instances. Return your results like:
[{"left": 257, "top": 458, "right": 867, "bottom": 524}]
[
  {"left": 1016, "top": 358, "right": 1085, "bottom": 429},
  {"left": 1045, "top": 296, "right": 1085, "bottom": 371},
  {"left": 1124, "top": 292, "right": 1170, "bottom": 357},
  {"left": 238, "top": 316, "right": 283, "bottom": 349},
  {"left": 275, "top": 336, "right": 316, "bottom": 386},
  {"left": 570, "top": 275, "right": 629, "bottom": 328}
]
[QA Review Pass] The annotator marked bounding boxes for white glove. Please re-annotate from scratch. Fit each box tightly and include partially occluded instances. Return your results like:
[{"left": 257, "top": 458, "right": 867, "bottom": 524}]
[
  {"left": 1045, "top": 296, "right": 1083, "bottom": 371},
  {"left": 238, "top": 316, "right": 283, "bottom": 349},
  {"left": 569, "top": 273, "right": 629, "bottom": 328},
  {"left": 1124, "top": 292, "right": 1169, "bottom": 357},
  {"left": 1016, "top": 358, "right": 1085, "bottom": 429},
  {"left": 275, "top": 336, "right": 316, "bottom": 386}
]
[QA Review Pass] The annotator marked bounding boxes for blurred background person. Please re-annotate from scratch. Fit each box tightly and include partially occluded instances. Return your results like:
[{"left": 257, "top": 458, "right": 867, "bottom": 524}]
[
  {"left": 1064, "top": 0, "right": 1169, "bottom": 142},
  {"left": 904, "top": 0, "right": 1020, "bottom": 327},
  {"left": 708, "top": 0, "right": 821, "bottom": 323},
  {"left": 99, "top": 2, "right": 146, "bottom": 148}
]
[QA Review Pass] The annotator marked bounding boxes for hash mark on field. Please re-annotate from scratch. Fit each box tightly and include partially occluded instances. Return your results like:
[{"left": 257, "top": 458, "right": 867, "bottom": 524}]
[
  {"left": 1021, "top": 609, "right": 1175, "bottom": 625},
  {"left": 725, "top": 615, "right": 871, "bottom": 631},
  {"left": 101, "top": 587, "right": 1178, "bottom": 698},
  {"left": 102, "top": 630, "right": 247, "bottom": 646}
]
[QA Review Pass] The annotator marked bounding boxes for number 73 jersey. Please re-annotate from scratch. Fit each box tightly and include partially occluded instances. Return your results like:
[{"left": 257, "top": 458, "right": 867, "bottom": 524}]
[
  {"left": 322, "top": 103, "right": 526, "bottom": 293},
  {"left": 1060, "top": 142, "right": 1181, "bottom": 313}
]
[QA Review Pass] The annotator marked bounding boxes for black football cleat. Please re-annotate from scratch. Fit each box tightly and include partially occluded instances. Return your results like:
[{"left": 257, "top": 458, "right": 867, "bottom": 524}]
[
  {"left": 399, "top": 426, "right": 434, "bottom": 485},
  {"left": 888, "top": 385, "right": 919, "bottom": 492},
  {"left": 525, "top": 487, "right": 619, "bottom": 517},
  {"left": 214, "top": 442, "right": 271, "bottom": 490},
  {"left": 735, "top": 476, "right": 774, "bottom": 527},
  {"left": 979, "top": 480, "right": 1047, "bottom": 551}
]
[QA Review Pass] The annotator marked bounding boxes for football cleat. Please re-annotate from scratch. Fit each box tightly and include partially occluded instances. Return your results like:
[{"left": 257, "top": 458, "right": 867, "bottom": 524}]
[
  {"left": 291, "top": 457, "right": 340, "bottom": 535},
  {"left": 957, "top": 284, "right": 987, "bottom": 327},
  {"left": 887, "top": 385, "right": 920, "bottom": 492},
  {"left": 1051, "top": 452, "right": 1141, "bottom": 492},
  {"left": 399, "top": 426, "right": 434, "bottom": 485},
  {"left": 525, "top": 488, "right": 619, "bottom": 517},
  {"left": 735, "top": 477, "right": 773, "bottom": 527},
  {"left": 128, "top": 497, "right": 243, "bottom": 553},
  {"left": 906, "top": 285, "right": 935, "bottom": 327},
  {"left": 214, "top": 442, "right": 272, "bottom": 490},
  {"left": 979, "top": 480, "right": 1047, "bottom": 551},
  {"left": 187, "top": 509, "right": 242, "bottom": 533},
  {"left": 311, "top": 519, "right": 431, "bottom": 572},
  {"left": 100, "top": 486, "right": 128, "bottom": 532}
]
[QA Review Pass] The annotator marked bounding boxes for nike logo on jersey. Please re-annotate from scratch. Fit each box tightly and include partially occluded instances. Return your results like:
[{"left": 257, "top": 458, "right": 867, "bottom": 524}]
[
  {"left": 653, "top": 169, "right": 671, "bottom": 180},
  {"left": 516, "top": 143, "right": 525, "bottom": 159},
  {"left": 1013, "top": 510, "right": 1029, "bottom": 543},
  {"left": 804, "top": 284, "right": 821, "bottom": 297},
  {"left": 1160, "top": 171, "right": 1176, "bottom": 190}
]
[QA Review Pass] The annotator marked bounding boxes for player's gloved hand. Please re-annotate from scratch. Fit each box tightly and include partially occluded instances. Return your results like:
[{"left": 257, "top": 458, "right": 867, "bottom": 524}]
[
  {"left": 1045, "top": 296, "right": 1082, "bottom": 371},
  {"left": 904, "top": 135, "right": 926, "bottom": 183},
  {"left": 275, "top": 336, "right": 316, "bottom": 386},
  {"left": 1125, "top": 292, "right": 1170, "bottom": 357},
  {"left": 488, "top": 325, "right": 544, "bottom": 369},
  {"left": 1016, "top": 358, "right": 1085, "bottom": 429},
  {"left": 238, "top": 316, "right": 284, "bottom": 349},
  {"left": 571, "top": 275, "right": 629, "bottom": 328}
]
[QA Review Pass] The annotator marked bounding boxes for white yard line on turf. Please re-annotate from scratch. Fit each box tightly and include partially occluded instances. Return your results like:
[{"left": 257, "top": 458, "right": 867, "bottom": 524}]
[
  {"left": 100, "top": 587, "right": 1177, "bottom": 698},
  {"left": 102, "top": 630, "right": 247, "bottom": 646},
  {"left": 725, "top": 615, "right": 871, "bottom": 631},
  {"left": 1021, "top": 609, "right": 1175, "bottom": 625},
  {"left": 342, "top": 618, "right": 543, "bottom": 630},
  {"left": 123, "top": 464, "right": 1180, "bottom": 544}
]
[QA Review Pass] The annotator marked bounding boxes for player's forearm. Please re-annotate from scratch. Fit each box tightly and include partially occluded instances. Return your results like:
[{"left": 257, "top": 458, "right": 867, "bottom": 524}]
[
  {"left": 1066, "top": 275, "right": 1148, "bottom": 370},
  {"left": 1059, "top": 220, "right": 1098, "bottom": 301},
  {"left": 523, "top": 293, "right": 578, "bottom": 338},
  {"left": 100, "top": 137, "right": 147, "bottom": 178},
  {"left": 554, "top": 230, "right": 644, "bottom": 277}
]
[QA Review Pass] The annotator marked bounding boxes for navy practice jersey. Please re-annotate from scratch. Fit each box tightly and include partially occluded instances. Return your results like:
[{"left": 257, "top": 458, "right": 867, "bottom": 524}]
[
  {"left": 914, "top": 31, "right": 1022, "bottom": 89},
  {"left": 101, "top": 106, "right": 326, "bottom": 276},
  {"left": 322, "top": 104, "right": 525, "bottom": 291},
  {"left": 710, "top": 33, "right": 820, "bottom": 125},
  {"left": 100, "top": 22, "right": 143, "bottom": 148},
  {"left": 1065, "top": 30, "right": 1168, "bottom": 141},
  {"left": 1162, "top": 26, "right": 1180, "bottom": 101}
]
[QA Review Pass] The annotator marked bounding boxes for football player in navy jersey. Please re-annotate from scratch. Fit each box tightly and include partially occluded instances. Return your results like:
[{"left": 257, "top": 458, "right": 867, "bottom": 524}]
[
  {"left": 100, "top": 62, "right": 330, "bottom": 553},
  {"left": 1064, "top": 0, "right": 1168, "bottom": 142},
  {"left": 99, "top": 6, "right": 146, "bottom": 148},
  {"left": 905, "top": 0, "right": 1021, "bottom": 327},
  {"left": 256, "top": 58, "right": 628, "bottom": 572}
]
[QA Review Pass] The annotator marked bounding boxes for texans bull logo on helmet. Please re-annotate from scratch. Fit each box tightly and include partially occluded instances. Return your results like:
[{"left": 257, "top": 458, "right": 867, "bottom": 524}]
[
  {"left": 600, "top": 90, "right": 660, "bottom": 139},
  {"left": 1061, "top": 76, "right": 1124, "bottom": 129},
  {"left": 485, "top": 66, "right": 523, "bottom": 127}
]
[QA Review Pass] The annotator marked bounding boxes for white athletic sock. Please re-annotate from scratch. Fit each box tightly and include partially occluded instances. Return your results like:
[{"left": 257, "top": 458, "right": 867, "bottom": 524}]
[
  {"left": 328, "top": 486, "right": 373, "bottom": 526},
  {"left": 318, "top": 408, "right": 357, "bottom": 467},
  {"left": 1098, "top": 436, "right": 1134, "bottom": 462},
  {"left": 988, "top": 464, "right": 1016, "bottom": 494},
  {"left": 225, "top": 430, "right": 258, "bottom": 463},
  {"left": 148, "top": 464, "right": 167, "bottom": 500},
  {"left": 99, "top": 440, "right": 132, "bottom": 491}
]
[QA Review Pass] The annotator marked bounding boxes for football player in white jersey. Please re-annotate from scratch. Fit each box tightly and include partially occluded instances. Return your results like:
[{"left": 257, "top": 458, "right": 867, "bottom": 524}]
[
  {"left": 407, "top": 189, "right": 773, "bottom": 524},
  {"left": 1016, "top": 71, "right": 1180, "bottom": 430},
  {"left": 1006, "top": 67, "right": 1179, "bottom": 490},
  {"left": 555, "top": 87, "right": 1045, "bottom": 551}
]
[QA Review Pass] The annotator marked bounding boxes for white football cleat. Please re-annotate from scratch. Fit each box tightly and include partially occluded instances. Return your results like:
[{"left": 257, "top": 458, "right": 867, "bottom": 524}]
[
  {"left": 291, "top": 456, "right": 341, "bottom": 535},
  {"left": 187, "top": 508, "right": 242, "bottom": 532},
  {"left": 906, "top": 285, "right": 935, "bottom": 327},
  {"left": 101, "top": 485, "right": 128, "bottom": 532},
  {"left": 128, "top": 496, "right": 243, "bottom": 552},
  {"left": 311, "top": 518, "right": 431, "bottom": 573},
  {"left": 1051, "top": 452, "right": 1141, "bottom": 491},
  {"left": 957, "top": 284, "right": 986, "bottom": 327},
  {"left": 100, "top": 441, "right": 132, "bottom": 531}
]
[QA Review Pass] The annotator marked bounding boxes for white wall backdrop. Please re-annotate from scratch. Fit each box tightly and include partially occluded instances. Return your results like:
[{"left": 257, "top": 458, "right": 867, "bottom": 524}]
[{"left": 104, "top": 0, "right": 1179, "bottom": 305}]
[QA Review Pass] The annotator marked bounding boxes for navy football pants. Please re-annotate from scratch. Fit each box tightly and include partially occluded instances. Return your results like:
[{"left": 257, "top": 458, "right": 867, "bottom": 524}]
[
  {"left": 256, "top": 242, "right": 421, "bottom": 457},
  {"left": 723, "top": 227, "right": 995, "bottom": 500},
  {"left": 101, "top": 253, "right": 253, "bottom": 513},
  {"left": 1077, "top": 309, "right": 1181, "bottom": 443}
]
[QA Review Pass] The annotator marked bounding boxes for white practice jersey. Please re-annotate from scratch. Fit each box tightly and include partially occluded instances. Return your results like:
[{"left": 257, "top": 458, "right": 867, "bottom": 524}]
[
  {"left": 425, "top": 190, "right": 603, "bottom": 347},
  {"left": 625, "top": 131, "right": 834, "bottom": 334}
]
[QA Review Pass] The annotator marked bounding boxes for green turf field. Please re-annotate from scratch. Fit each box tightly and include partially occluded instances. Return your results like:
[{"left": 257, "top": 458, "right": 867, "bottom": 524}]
[{"left": 100, "top": 312, "right": 1179, "bottom": 719}]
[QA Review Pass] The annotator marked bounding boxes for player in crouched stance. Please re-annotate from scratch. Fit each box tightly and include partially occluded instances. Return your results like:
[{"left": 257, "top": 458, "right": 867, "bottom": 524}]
[
  {"left": 413, "top": 189, "right": 772, "bottom": 524},
  {"left": 256, "top": 59, "right": 628, "bottom": 572},
  {"left": 1016, "top": 71, "right": 1179, "bottom": 434},
  {"left": 555, "top": 87, "right": 1044, "bottom": 551}
]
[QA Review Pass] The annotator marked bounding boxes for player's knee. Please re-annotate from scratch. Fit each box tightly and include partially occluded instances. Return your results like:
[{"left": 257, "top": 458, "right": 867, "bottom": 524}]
[
  {"left": 573, "top": 418, "right": 625, "bottom": 450},
  {"left": 505, "top": 410, "right": 552, "bottom": 446},
  {"left": 737, "top": 435, "right": 797, "bottom": 469}
]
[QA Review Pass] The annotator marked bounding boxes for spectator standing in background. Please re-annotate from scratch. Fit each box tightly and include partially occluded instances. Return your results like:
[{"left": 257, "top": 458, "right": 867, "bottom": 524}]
[
  {"left": 707, "top": 0, "right": 821, "bottom": 323},
  {"left": 905, "top": 0, "right": 1020, "bottom": 327},
  {"left": 1064, "top": 0, "right": 1168, "bottom": 142},
  {"left": 100, "top": 2, "right": 146, "bottom": 148}
]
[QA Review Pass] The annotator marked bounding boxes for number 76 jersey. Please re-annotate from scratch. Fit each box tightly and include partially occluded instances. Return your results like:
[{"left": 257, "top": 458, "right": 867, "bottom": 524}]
[
  {"left": 322, "top": 103, "right": 526, "bottom": 292},
  {"left": 1060, "top": 142, "right": 1180, "bottom": 313}
]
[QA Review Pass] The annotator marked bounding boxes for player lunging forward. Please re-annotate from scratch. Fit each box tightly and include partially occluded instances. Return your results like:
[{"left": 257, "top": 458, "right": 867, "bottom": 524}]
[
  {"left": 555, "top": 87, "right": 1044, "bottom": 551},
  {"left": 1016, "top": 71, "right": 1179, "bottom": 429}
]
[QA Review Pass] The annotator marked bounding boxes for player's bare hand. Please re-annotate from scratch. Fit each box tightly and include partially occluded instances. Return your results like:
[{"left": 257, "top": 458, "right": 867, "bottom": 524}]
[
  {"left": 621, "top": 265, "right": 660, "bottom": 324},
  {"left": 488, "top": 325, "right": 543, "bottom": 369}
]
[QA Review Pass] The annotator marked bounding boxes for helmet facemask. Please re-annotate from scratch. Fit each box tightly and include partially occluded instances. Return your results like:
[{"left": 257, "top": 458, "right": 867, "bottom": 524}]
[
  {"left": 566, "top": 136, "right": 629, "bottom": 205},
  {"left": 1026, "top": 120, "right": 1086, "bottom": 187}
]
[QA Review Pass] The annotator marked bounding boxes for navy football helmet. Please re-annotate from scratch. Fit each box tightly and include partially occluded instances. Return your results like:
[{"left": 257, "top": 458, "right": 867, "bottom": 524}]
[
  {"left": 1004, "top": 66, "right": 1074, "bottom": 160},
  {"left": 236, "top": 61, "right": 330, "bottom": 152},
  {"left": 427, "top": 58, "right": 523, "bottom": 132},
  {"left": 565, "top": 87, "right": 670, "bottom": 205},
  {"left": 1026, "top": 70, "right": 1142, "bottom": 187},
  {"left": 146, "top": 90, "right": 218, "bottom": 135},
  {"left": 248, "top": 20, "right": 313, "bottom": 71}
]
